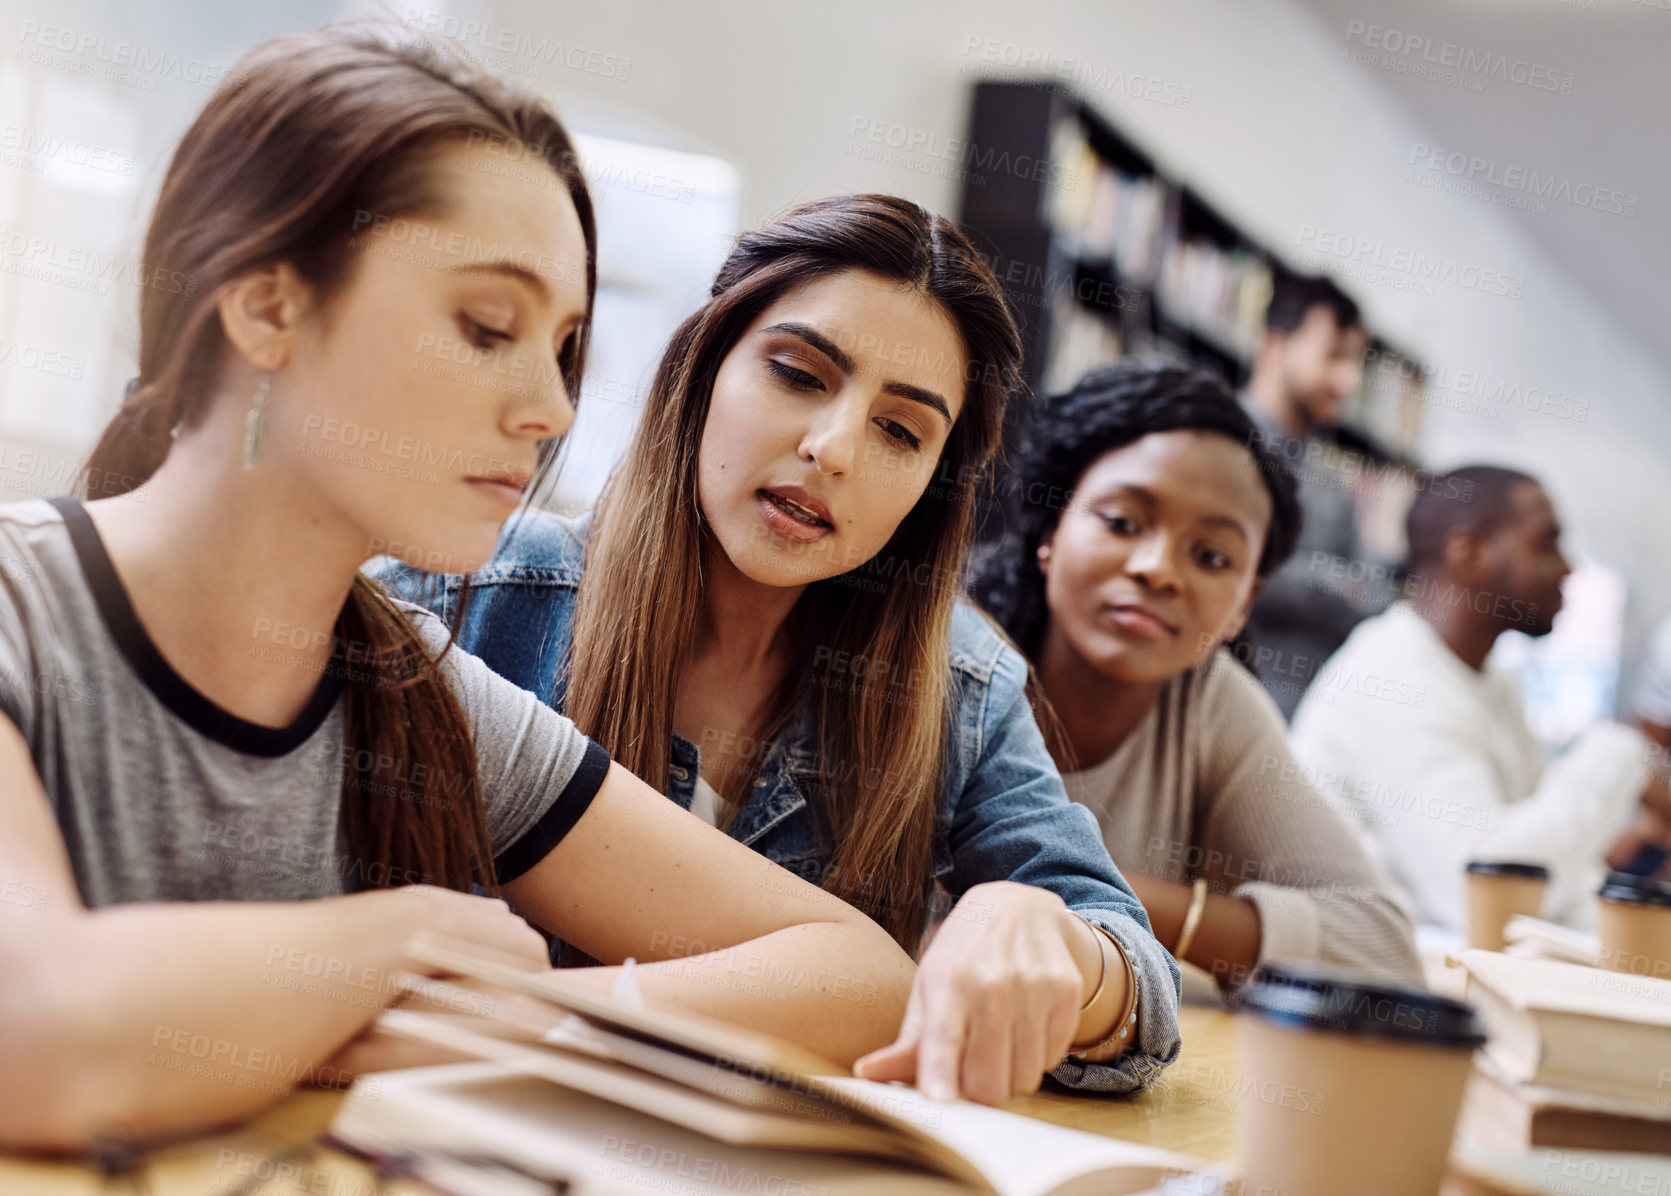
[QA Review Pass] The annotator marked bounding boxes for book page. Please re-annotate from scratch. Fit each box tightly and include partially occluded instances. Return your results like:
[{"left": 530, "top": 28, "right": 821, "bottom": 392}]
[
  {"left": 377, "top": 1010, "right": 932, "bottom": 1166},
  {"left": 399, "top": 940, "right": 1199, "bottom": 1196},
  {"left": 333, "top": 1061, "right": 975, "bottom": 1196},
  {"left": 817, "top": 1077, "right": 1197, "bottom": 1196}
]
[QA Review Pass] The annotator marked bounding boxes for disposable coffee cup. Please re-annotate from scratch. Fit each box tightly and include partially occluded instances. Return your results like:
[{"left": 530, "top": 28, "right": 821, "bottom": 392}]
[
  {"left": 1465, "top": 861, "right": 1550, "bottom": 951},
  {"left": 1234, "top": 964, "right": 1487, "bottom": 1196},
  {"left": 1596, "top": 871, "right": 1671, "bottom": 979}
]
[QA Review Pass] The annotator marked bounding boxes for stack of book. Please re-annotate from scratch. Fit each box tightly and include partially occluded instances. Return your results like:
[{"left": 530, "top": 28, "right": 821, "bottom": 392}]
[
  {"left": 1456, "top": 950, "right": 1671, "bottom": 1154},
  {"left": 327, "top": 940, "right": 1201, "bottom": 1196}
]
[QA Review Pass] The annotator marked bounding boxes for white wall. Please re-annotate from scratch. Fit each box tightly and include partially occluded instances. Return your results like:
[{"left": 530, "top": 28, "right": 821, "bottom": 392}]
[
  {"left": 463, "top": 0, "right": 1671, "bottom": 703},
  {"left": 3, "top": 0, "right": 1664, "bottom": 700},
  {"left": 0, "top": 0, "right": 341, "bottom": 496}
]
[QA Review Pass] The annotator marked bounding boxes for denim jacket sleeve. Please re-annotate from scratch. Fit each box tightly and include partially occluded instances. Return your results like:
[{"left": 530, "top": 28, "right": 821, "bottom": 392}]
[
  {"left": 941, "top": 605, "right": 1182, "bottom": 1092},
  {"left": 361, "top": 512, "right": 586, "bottom": 709}
]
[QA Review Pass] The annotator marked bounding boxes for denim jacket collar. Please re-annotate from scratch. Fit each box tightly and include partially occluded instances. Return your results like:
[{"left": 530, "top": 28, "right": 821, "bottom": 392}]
[{"left": 666, "top": 701, "right": 814, "bottom": 848}]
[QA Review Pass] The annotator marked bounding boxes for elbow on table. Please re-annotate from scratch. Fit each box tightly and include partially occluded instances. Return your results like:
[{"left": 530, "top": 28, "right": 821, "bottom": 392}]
[
  {"left": 0, "top": 992, "right": 135, "bottom": 1152},
  {"left": 0, "top": 1028, "right": 291, "bottom": 1154},
  {"left": 0, "top": 958, "right": 283, "bottom": 1152}
]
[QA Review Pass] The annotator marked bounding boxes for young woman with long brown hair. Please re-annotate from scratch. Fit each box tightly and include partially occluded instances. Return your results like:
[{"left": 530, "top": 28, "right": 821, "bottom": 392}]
[
  {"left": 381, "top": 195, "right": 1184, "bottom": 1105},
  {"left": 0, "top": 26, "right": 917, "bottom": 1150}
]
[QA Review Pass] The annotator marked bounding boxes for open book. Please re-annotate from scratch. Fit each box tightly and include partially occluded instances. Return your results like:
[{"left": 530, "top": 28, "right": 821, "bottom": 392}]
[{"left": 326, "top": 940, "right": 1200, "bottom": 1196}]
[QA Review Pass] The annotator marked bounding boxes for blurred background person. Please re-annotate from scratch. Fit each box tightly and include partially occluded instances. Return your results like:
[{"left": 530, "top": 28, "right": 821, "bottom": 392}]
[
  {"left": 1237, "top": 274, "right": 1390, "bottom": 720},
  {"left": 1290, "top": 466, "right": 1662, "bottom": 948}
]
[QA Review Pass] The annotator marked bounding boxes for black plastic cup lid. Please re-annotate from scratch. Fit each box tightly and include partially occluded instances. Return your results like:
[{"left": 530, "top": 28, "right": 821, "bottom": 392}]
[
  {"left": 1466, "top": 860, "right": 1551, "bottom": 881},
  {"left": 1598, "top": 871, "right": 1671, "bottom": 909},
  {"left": 1236, "top": 964, "right": 1487, "bottom": 1048}
]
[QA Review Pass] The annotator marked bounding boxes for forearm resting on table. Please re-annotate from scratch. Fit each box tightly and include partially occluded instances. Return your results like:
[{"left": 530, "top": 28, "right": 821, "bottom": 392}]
[
  {"left": 0, "top": 891, "right": 429, "bottom": 1151},
  {"left": 1126, "top": 872, "right": 1261, "bottom": 986},
  {"left": 327, "top": 922, "right": 916, "bottom": 1081},
  {"left": 599, "top": 919, "right": 913, "bottom": 1067},
  {"left": 332, "top": 917, "right": 916, "bottom": 1078}
]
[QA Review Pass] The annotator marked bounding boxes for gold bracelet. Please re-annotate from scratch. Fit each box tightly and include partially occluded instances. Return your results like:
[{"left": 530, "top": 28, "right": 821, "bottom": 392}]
[
  {"left": 1068, "top": 919, "right": 1139, "bottom": 1060},
  {"left": 1173, "top": 877, "right": 1209, "bottom": 961},
  {"left": 1072, "top": 910, "right": 1110, "bottom": 1012}
]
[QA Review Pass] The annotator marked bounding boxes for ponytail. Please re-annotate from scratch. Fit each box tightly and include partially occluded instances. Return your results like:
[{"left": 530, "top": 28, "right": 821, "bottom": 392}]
[{"left": 82, "top": 379, "right": 173, "bottom": 500}]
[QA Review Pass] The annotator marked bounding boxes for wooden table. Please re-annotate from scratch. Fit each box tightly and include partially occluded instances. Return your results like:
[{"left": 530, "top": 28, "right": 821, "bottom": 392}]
[{"left": 0, "top": 1004, "right": 1240, "bottom": 1195}]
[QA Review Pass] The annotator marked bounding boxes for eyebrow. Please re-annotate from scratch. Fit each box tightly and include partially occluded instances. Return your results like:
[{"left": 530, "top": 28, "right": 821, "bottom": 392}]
[
  {"left": 761, "top": 321, "right": 954, "bottom": 427},
  {"left": 1097, "top": 484, "right": 1252, "bottom": 541},
  {"left": 447, "top": 260, "right": 553, "bottom": 305}
]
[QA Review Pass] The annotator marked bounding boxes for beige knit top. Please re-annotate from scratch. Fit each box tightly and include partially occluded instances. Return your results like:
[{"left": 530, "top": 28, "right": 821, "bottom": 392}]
[{"left": 1060, "top": 647, "right": 1423, "bottom": 986}]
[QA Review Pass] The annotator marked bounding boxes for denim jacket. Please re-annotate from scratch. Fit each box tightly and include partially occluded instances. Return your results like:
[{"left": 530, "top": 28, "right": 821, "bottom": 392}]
[{"left": 371, "top": 511, "right": 1181, "bottom": 1092}]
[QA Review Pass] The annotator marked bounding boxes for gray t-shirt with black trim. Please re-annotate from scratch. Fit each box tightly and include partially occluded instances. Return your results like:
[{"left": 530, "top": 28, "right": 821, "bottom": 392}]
[{"left": 0, "top": 497, "right": 608, "bottom": 908}]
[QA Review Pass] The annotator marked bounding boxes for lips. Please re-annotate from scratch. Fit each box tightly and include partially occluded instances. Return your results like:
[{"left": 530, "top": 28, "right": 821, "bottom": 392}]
[
  {"left": 759, "top": 486, "right": 832, "bottom": 526},
  {"left": 466, "top": 468, "right": 533, "bottom": 508},
  {"left": 755, "top": 487, "right": 834, "bottom": 544},
  {"left": 1105, "top": 603, "right": 1179, "bottom": 638},
  {"left": 469, "top": 468, "right": 533, "bottom": 491}
]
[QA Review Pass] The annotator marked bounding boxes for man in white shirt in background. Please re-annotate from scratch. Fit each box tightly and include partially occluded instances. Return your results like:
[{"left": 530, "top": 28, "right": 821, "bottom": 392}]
[{"left": 1290, "top": 465, "right": 1663, "bottom": 947}]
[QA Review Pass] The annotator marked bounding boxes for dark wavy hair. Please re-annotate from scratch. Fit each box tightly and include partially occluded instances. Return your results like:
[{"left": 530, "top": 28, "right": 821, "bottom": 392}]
[{"left": 969, "top": 359, "right": 1302, "bottom": 659}]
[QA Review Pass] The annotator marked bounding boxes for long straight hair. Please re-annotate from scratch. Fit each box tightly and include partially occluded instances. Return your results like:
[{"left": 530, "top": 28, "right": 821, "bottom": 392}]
[
  {"left": 78, "top": 25, "right": 597, "bottom": 893},
  {"left": 563, "top": 196, "right": 1022, "bottom": 949}
]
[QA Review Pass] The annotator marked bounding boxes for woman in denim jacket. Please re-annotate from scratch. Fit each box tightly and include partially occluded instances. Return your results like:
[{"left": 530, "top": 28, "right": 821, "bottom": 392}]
[{"left": 378, "top": 195, "right": 1180, "bottom": 1103}]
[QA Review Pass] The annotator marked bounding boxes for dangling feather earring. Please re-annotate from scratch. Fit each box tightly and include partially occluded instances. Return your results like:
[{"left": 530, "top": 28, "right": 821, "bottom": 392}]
[{"left": 242, "top": 372, "right": 272, "bottom": 471}]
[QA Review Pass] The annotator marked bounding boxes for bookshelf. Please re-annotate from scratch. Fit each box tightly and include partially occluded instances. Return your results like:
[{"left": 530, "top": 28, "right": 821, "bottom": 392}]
[{"left": 955, "top": 79, "right": 1428, "bottom": 466}]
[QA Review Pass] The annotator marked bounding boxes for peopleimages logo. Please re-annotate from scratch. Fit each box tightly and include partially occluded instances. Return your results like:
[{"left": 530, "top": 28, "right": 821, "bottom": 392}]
[
  {"left": 1343, "top": 21, "right": 1575, "bottom": 94},
  {"left": 1409, "top": 145, "right": 1638, "bottom": 218},
  {"left": 15, "top": 20, "right": 238, "bottom": 89},
  {"left": 0, "top": 336, "right": 85, "bottom": 379},
  {"left": 401, "top": 10, "right": 632, "bottom": 80},
  {"left": 958, "top": 36, "right": 1193, "bottom": 108},
  {"left": 0, "top": 125, "right": 136, "bottom": 176},
  {"left": 847, "top": 117, "right": 1076, "bottom": 189},
  {"left": 1295, "top": 225, "right": 1527, "bottom": 300}
]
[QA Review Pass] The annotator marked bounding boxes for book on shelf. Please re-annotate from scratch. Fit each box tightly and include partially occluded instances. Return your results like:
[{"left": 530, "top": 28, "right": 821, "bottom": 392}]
[
  {"left": 1045, "top": 119, "right": 1167, "bottom": 284},
  {"left": 1155, "top": 241, "right": 1270, "bottom": 358},
  {"left": 1042, "top": 290, "right": 1123, "bottom": 395},
  {"left": 327, "top": 939, "right": 1201, "bottom": 1196},
  {"left": 1458, "top": 949, "right": 1671, "bottom": 1103}
]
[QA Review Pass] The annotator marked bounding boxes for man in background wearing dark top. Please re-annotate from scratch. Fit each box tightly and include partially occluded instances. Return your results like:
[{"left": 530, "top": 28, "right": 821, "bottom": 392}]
[{"left": 1238, "top": 274, "right": 1383, "bottom": 720}]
